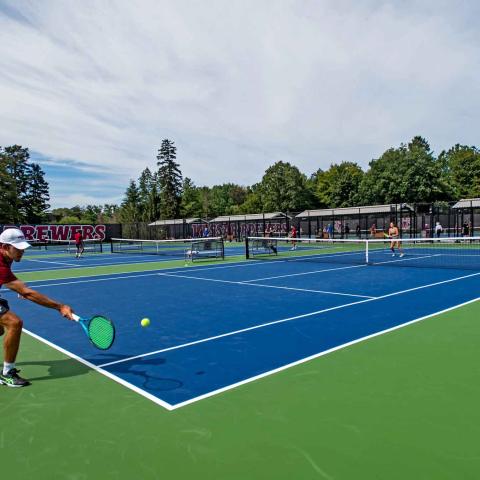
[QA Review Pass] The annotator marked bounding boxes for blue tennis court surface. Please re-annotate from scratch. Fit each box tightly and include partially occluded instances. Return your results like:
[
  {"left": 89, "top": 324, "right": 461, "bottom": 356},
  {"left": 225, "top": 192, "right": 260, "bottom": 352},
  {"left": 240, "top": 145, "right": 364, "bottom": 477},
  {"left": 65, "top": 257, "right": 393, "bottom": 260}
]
[{"left": 7, "top": 255, "right": 480, "bottom": 409}]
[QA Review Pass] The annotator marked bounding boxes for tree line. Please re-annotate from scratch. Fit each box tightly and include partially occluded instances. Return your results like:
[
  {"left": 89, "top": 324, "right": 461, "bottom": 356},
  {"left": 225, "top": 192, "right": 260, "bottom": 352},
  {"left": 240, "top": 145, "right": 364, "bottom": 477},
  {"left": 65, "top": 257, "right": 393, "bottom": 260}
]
[
  {"left": 1, "top": 136, "right": 479, "bottom": 224},
  {"left": 121, "top": 136, "right": 480, "bottom": 222}
]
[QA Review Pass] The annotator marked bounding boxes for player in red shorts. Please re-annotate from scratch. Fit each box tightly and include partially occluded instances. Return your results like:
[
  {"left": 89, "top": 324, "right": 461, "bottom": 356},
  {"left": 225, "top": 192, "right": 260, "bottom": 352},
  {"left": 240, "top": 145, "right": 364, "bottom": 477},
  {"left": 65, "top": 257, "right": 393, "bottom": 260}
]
[
  {"left": 0, "top": 228, "right": 74, "bottom": 387},
  {"left": 74, "top": 230, "right": 84, "bottom": 258}
]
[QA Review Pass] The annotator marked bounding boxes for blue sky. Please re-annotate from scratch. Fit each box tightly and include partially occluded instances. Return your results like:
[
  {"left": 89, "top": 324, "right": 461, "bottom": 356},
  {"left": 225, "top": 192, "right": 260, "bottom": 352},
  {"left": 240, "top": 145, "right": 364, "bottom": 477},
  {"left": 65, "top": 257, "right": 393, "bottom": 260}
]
[{"left": 1, "top": 0, "right": 479, "bottom": 208}]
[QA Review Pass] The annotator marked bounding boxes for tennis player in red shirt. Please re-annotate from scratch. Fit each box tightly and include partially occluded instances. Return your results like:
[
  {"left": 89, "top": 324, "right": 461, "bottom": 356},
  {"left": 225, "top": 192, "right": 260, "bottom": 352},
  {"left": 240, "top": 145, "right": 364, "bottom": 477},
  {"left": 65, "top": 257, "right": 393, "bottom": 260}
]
[
  {"left": 0, "top": 228, "right": 74, "bottom": 387},
  {"left": 290, "top": 225, "right": 297, "bottom": 250},
  {"left": 74, "top": 230, "right": 84, "bottom": 258}
]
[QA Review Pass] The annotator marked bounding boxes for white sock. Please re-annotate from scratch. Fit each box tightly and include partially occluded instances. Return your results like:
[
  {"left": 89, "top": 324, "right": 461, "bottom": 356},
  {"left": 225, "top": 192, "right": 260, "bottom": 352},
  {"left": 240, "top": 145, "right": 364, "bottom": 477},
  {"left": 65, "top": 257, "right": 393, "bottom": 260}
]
[{"left": 3, "top": 362, "right": 15, "bottom": 375}]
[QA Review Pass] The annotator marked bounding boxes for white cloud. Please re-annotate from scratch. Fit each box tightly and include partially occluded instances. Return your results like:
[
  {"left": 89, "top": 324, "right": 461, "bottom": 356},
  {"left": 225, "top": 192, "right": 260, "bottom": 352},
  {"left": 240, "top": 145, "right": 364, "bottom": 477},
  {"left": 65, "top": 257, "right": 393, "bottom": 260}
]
[{"left": 0, "top": 0, "right": 479, "bottom": 206}]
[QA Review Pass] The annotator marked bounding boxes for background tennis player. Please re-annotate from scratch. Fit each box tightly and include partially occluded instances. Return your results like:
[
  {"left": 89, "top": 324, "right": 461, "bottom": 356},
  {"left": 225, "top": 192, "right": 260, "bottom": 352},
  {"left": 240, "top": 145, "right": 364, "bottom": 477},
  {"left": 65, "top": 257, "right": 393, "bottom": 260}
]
[
  {"left": 74, "top": 230, "right": 84, "bottom": 258},
  {"left": 388, "top": 222, "right": 404, "bottom": 257},
  {"left": 0, "top": 228, "right": 74, "bottom": 387}
]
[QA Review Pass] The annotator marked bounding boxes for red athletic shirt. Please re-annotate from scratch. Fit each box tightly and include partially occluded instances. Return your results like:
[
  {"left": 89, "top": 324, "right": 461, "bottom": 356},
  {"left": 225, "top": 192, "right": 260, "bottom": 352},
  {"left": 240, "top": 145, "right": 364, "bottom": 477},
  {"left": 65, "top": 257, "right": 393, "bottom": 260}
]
[
  {"left": 0, "top": 250, "right": 17, "bottom": 289},
  {"left": 290, "top": 227, "right": 297, "bottom": 238},
  {"left": 74, "top": 232, "right": 83, "bottom": 244}
]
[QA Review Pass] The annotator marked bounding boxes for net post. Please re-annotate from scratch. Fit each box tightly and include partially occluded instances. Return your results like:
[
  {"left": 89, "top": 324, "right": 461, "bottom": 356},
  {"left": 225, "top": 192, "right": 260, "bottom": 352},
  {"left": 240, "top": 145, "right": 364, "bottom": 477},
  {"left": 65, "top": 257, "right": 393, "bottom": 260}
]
[
  {"left": 245, "top": 236, "right": 250, "bottom": 259},
  {"left": 110, "top": 239, "right": 114, "bottom": 253},
  {"left": 220, "top": 238, "right": 225, "bottom": 259},
  {"left": 365, "top": 239, "right": 369, "bottom": 264}
]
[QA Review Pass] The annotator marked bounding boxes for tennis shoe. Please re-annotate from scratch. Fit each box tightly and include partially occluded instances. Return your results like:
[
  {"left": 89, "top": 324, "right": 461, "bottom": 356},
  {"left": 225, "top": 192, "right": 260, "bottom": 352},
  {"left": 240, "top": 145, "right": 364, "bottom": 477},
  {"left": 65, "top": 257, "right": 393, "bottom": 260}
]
[
  {"left": 0, "top": 368, "right": 31, "bottom": 387},
  {"left": 400, "top": 253, "right": 405, "bottom": 258}
]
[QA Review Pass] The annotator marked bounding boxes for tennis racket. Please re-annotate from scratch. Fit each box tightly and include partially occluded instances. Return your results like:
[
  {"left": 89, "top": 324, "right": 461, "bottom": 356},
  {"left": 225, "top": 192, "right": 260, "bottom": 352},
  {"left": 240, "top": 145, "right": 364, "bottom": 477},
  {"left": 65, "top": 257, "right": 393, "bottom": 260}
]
[{"left": 72, "top": 313, "right": 115, "bottom": 350}]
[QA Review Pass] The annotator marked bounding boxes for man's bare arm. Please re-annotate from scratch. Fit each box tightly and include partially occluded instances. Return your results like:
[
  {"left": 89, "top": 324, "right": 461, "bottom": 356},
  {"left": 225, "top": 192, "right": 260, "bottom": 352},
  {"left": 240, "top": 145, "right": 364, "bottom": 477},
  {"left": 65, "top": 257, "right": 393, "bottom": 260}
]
[{"left": 5, "top": 279, "right": 74, "bottom": 319}]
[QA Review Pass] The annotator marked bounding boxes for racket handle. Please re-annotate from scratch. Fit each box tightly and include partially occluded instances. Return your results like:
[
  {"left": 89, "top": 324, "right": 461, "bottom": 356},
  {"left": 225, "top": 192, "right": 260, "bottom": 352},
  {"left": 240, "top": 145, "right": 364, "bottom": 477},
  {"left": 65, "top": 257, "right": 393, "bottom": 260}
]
[{"left": 72, "top": 313, "right": 80, "bottom": 322}]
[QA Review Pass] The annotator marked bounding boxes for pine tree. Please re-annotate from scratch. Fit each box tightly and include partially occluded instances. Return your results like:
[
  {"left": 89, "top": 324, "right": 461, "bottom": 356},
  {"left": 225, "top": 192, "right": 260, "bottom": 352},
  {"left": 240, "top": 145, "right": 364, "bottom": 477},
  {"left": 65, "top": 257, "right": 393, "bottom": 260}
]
[
  {"left": 120, "top": 180, "right": 141, "bottom": 222},
  {"left": 156, "top": 139, "right": 182, "bottom": 219},
  {"left": 24, "top": 163, "right": 50, "bottom": 223},
  {"left": 137, "top": 167, "right": 161, "bottom": 222},
  {"left": 146, "top": 176, "right": 161, "bottom": 221},
  {"left": 0, "top": 148, "right": 17, "bottom": 223},
  {"left": 0, "top": 145, "right": 31, "bottom": 223}
]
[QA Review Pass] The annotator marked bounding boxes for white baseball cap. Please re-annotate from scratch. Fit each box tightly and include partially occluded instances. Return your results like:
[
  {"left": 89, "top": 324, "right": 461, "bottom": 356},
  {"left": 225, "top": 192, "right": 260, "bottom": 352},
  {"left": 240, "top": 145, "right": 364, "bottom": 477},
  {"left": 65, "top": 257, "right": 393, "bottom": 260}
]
[{"left": 0, "top": 228, "right": 31, "bottom": 250}]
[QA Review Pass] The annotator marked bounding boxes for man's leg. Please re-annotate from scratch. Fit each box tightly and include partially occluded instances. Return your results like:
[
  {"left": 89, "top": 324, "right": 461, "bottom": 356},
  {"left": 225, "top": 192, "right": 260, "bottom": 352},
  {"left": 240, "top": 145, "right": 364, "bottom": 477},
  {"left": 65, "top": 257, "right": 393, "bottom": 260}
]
[{"left": 0, "top": 311, "right": 30, "bottom": 387}]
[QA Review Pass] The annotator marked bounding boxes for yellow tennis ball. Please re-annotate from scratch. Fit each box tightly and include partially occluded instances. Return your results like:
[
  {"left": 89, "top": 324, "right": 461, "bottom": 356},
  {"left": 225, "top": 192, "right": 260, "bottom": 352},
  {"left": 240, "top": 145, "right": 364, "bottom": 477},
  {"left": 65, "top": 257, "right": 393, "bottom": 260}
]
[{"left": 141, "top": 318, "right": 150, "bottom": 327}]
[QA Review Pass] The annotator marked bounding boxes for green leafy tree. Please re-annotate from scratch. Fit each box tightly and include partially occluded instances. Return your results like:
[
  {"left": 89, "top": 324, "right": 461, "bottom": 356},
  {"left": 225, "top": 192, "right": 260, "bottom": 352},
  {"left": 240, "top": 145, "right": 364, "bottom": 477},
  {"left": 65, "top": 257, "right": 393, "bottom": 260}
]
[
  {"left": 209, "top": 183, "right": 248, "bottom": 216},
  {"left": 197, "top": 186, "right": 212, "bottom": 218},
  {"left": 258, "top": 161, "right": 314, "bottom": 212},
  {"left": 80, "top": 205, "right": 102, "bottom": 224},
  {"left": 357, "top": 136, "right": 452, "bottom": 205},
  {"left": 439, "top": 144, "right": 480, "bottom": 198},
  {"left": 180, "top": 177, "right": 201, "bottom": 217},
  {"left": 59, "top": 215, "right": 81, "bottom": 224},
  {"left": 239, "top": 185, "right": 263, "bottom": 213},
  {"left": 357, "top": 147, "right": 405, "bottom": 204},
  {"left": 313, "top": 162, "right": 364, "bottom": 208},
  {"left": 156, "top": 139, "right": 182, "bottom": 219},
  {"left": 98, "top": 204, "right": 121, "bottom": 223}
]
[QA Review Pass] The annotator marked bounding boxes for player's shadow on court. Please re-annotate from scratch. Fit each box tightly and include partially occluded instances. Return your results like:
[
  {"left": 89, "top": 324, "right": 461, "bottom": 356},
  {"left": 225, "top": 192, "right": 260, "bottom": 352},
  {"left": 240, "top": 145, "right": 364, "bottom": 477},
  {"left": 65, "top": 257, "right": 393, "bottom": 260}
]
[{"left": 17, "top": 358, "right": 90, "bottom": 381}]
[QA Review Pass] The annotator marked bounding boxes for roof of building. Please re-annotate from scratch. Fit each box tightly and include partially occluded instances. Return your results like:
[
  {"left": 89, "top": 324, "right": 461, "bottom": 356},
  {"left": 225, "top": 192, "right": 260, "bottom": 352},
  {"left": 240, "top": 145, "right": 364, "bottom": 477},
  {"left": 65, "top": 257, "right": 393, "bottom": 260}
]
[
  {"left": 210, "top": 212, "right": 290, "bottom": 222},
  {"left": 451, "top": 198, "right": 480, "bottom": 209},
  {"left": 148, "top": 218, "right": 205, "bottom": 226},
  {"left": 296, "top": 204, "right": 414, "bottom": 217}
]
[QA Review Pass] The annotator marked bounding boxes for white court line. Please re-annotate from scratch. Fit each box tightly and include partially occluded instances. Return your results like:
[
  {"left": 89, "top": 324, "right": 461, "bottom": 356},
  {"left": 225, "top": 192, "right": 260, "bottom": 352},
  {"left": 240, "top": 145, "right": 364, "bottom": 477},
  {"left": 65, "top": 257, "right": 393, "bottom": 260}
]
[
  {"left": 2, "top": 271, "right": 167, "bottom": 290},
  {"left": 98, "top": 270, "right": 480, "bottom": 369},
  {"left": 19, "top": 255, "right": 190, "bottom": 271},
  {"left": 171, "top": 296, "right": 480, "bottom": 409},
  {"left": 22, "top": 329, "right": 175, "bottom": 410},
  {"left": 19, "top": 258, "right": 262, "bottom": 284},
  {"left": 157, "top": 272, "right": 375, "bottom": 299},
  {"left": 25, "top": 258, "right": 80, "bottom": 267},
  {"left": 242, "top": 264, "right": 367, "bottom": 282},
  {"left": 371, "top": 253, "right": 441, "bottom": 265}
]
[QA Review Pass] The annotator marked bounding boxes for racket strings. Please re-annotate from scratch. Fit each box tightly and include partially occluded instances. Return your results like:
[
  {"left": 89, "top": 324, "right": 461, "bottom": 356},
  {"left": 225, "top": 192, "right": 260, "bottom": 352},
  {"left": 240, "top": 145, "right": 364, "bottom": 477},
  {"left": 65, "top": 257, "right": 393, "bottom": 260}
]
[{"left": 88, "top": 315, "right": 115, "bottom": 349}]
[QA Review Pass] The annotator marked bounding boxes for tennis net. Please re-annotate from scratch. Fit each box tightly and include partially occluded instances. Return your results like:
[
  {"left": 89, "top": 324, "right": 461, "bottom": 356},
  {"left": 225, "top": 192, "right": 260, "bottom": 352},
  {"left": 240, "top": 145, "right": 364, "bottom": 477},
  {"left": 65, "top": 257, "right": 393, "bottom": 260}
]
[
  {"left": 245, "top": 236, "right": 480, "bottom": 270},
  {"left": 110, "top": 237, "right": 225, "bottom": 261},
  {"left": 45, "top": 239, "right": 103, "bottom": 254}
]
